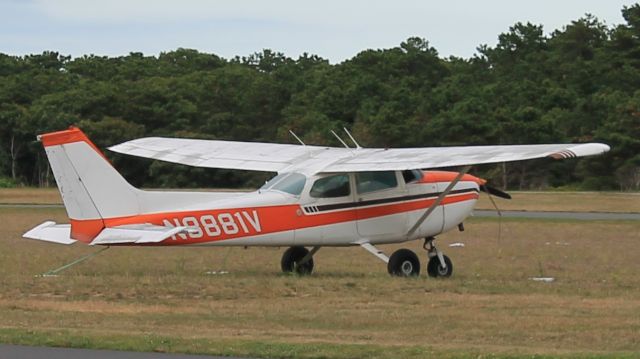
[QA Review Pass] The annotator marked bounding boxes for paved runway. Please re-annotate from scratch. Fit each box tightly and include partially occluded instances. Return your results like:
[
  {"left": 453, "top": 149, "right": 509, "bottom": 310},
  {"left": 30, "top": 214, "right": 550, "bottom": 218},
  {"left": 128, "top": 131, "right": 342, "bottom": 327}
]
[
  {"left": 473, "top": 209, "right": 640, "bottom": 221},
  {"left": 3, "top": 203, "right": 638, "bottom": 221},
  {"left": 0, "top": 344, "right": 249, "bottom": 359}
]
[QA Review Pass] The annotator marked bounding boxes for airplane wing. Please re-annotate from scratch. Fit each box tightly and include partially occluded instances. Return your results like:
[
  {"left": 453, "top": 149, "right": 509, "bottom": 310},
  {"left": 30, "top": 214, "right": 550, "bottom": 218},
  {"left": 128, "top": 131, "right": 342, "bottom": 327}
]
[
  {"left": 109, "top": 137, "right": 344, "bottom": 172},
  {"left": 109, "top": 137, "right": 609, "bottom": 173}
]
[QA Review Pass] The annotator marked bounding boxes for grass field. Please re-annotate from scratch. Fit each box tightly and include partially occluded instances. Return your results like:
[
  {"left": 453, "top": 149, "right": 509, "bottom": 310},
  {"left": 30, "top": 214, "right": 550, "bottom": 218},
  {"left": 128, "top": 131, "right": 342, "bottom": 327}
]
[{"left": 0, "top": 191, "right": 639, "bottom": 358}]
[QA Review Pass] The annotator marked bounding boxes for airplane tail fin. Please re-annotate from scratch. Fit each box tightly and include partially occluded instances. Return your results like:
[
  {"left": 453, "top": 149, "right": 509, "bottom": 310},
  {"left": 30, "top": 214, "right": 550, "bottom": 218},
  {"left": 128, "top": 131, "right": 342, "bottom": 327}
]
[{"left": 37, "top": 127, "right": 141, "bottom": 242}]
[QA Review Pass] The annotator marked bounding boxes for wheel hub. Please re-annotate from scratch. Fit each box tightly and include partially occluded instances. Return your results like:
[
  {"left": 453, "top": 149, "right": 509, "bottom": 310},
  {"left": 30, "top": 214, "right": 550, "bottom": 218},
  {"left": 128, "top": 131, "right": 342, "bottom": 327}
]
[
  {"left": 437, "top": 265, "right": 448, "bottom": 275},
  {"left": 401, "top": 260, "right": 413, "bottom": 275}
]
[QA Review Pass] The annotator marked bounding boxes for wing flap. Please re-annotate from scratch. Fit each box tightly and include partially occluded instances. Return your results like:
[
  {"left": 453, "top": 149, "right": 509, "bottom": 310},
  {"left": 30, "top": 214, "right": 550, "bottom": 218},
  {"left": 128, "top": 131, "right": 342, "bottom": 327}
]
[
  {"left": 89, "top": 224, "right": 191, "bottom": 245},
  {"left": 109, "top": 136, "right": 609, "bottom": 173},
  {"left": 23, "top": 221, "right": 76, "bottom": 245}
]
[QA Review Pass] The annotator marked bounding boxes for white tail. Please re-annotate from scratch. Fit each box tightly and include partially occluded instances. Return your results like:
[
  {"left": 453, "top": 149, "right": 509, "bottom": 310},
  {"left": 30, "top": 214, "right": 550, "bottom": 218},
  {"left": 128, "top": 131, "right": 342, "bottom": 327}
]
[
  {"left": 39, "top": 127, "right": 142, "bottom": 242},
  {"left": 41, "top": 127, "right": 141, "bottom": 220},
  {"left": 38, "top": 127, "right": 246, "bottom": 243}
]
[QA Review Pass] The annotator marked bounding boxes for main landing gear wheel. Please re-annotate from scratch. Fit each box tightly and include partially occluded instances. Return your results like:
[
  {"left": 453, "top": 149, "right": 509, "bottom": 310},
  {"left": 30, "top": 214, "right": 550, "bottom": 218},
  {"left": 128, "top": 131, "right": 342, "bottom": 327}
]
[
  {"left": 281, "top": 246, "right": 314, "bottom": 275},
  {"left": 427, "top": 254, "right": 453, "bottom": 278},
  {"left": 387, "top": 249, "right": 420, "bottom": 277}
]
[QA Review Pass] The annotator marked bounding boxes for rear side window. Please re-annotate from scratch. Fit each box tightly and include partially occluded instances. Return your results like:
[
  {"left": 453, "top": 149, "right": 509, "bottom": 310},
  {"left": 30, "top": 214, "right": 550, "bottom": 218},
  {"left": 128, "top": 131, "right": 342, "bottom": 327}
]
[
  {"left": 310, "top": 174, "right": 351, "bottom": 198},
  {"left": 356, "top": 171, "right": 398, "bottom": 194}
]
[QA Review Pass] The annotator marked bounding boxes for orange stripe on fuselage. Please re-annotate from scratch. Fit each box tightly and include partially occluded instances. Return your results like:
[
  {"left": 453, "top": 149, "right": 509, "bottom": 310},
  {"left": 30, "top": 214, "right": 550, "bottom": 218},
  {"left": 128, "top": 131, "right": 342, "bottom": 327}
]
[{"left": 70, "top": 192, "right": 479, "bottom": 245}]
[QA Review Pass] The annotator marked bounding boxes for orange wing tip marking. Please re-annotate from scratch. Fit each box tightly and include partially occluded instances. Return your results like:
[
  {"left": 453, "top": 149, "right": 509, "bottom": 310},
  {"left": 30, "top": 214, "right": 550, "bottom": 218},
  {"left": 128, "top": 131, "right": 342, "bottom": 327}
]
[
  {"left": 548, "top": 150, "right": 577, "bottom": 160},
  {"left": 549, "top": 143, "right": 610, "bottom": 160}
]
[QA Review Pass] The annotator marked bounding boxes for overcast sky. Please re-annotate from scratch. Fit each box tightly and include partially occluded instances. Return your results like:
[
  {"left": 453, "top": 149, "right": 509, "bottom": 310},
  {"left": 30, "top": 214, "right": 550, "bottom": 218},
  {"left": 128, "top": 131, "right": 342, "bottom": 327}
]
[{"left": 0, "top": 0, "right": 636, "bottom": 63}]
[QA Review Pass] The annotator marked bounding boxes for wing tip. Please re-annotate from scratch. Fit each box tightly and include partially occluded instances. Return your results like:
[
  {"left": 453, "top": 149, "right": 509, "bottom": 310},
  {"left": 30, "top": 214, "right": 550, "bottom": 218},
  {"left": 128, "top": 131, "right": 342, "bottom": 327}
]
[{"left": 549, "top": 143, "right": 610, "bottom": 160}]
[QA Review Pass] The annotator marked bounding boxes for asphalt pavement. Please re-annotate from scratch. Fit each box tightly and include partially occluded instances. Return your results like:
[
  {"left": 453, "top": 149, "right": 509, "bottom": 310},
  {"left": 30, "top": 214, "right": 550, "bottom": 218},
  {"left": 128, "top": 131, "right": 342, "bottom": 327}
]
[
  {"left": 473, "top": 209, "right": 640, "bottom": 221},
  {"left": 3, "top": 203, "right": 638, "bottom": 221}
]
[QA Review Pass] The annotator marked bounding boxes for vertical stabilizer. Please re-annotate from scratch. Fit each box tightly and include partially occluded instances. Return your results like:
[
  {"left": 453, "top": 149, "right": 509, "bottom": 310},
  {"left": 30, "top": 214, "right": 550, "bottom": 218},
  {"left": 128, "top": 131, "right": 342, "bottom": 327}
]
[{"left": 39, "top": 127, "right": 141, "bottom": 242}]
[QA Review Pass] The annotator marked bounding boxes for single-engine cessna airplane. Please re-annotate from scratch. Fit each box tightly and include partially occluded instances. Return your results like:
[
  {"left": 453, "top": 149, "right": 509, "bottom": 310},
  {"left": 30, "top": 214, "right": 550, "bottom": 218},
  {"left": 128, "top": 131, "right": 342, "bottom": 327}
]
[{"left": 24, "top": 127, "right": 609, "bottom": 277}]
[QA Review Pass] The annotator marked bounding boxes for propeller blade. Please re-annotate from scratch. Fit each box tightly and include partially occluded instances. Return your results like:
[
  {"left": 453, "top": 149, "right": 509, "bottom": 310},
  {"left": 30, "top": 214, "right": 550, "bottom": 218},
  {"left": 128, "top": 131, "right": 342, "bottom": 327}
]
[{"left": 480, "top": 185, "right": 512, "bottom": 200}]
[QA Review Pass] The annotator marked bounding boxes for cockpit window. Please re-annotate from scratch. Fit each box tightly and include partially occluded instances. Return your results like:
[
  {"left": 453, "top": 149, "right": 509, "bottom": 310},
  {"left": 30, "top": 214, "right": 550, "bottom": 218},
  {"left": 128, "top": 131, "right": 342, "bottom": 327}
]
[
  {"left": 310, "top": 174, "right": 351, "bottom": 198},
  {"left": 271, "top": 173, "right": 306, "bottom": 196},
  {"left": 356, "top": 171, "right": 398, "bottom": 194},
  {"left": 402, "top": 169, "right": 423, "bottom": 184}
]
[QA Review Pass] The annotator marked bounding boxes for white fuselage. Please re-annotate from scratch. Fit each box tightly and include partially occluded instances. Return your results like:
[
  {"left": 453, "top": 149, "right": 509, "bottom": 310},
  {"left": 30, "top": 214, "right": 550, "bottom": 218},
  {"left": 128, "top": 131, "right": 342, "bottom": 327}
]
[{"left": 121, "top": 171, "right": 481, "bottom": 247}]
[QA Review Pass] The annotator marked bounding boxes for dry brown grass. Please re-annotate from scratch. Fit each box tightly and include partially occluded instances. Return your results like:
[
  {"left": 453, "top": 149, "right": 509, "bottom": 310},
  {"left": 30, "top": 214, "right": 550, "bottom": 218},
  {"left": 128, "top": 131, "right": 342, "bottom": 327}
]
[
  {"left": 1, "top": 206, "right": 639, "bottom": 357},
  {"left": 0, "top": 188, "right": 63, "bottom": 204}
]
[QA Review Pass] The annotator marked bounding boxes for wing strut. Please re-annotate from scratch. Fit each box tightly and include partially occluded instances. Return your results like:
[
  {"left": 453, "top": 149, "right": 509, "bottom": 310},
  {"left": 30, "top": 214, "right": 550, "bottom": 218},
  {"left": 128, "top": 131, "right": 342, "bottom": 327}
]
[{"left": 407, "top": 166, "right": 472, "bottom": 237}]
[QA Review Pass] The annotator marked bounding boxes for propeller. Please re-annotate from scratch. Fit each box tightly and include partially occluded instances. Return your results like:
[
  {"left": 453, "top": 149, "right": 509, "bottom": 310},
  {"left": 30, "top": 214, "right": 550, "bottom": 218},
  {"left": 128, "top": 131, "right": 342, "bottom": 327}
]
[
  {"left": 478, "top": 182, "right": 510, "bottom": 244},
  {"left": 480, "top": 184, "right": 512, "bottom": 200}
]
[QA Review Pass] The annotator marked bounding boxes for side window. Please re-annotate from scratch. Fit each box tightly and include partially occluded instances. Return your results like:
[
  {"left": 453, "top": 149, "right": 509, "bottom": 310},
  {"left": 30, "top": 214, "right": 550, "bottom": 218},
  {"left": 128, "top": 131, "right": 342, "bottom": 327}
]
[
  {"left": 356, "top": 171, "right": 398, "bottom": 194},
  {"left": 310, "top": 174, "right": 351, "bottom": 198},
  {"left": 402, "top": 169, "right": 423, "bottom": 184}
]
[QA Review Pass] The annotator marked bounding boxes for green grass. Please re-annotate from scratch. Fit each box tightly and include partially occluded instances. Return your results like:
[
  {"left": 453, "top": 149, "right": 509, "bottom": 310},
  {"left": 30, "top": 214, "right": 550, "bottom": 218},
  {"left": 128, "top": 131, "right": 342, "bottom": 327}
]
[{"left": 0, "top": 328, "right": 636, "bottom": 359}]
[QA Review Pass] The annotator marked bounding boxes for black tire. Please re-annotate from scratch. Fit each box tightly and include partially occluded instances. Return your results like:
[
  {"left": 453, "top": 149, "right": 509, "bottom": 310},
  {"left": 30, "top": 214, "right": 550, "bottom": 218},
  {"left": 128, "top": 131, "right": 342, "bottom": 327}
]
[
  {"left": 281, "top": 246, "right": 314, "bottom": 275},
  {"left": 387, "top": 249, "right": 420, "bottom": 277},
  {"left": 427, "top": 254, "right": 453, "bottom": 278}
]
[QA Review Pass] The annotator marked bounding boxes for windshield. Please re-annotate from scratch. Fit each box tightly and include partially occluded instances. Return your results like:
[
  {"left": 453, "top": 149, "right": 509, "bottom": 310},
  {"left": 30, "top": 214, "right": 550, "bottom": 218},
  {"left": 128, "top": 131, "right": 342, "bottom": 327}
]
[
  {"left": 260, "top": 173, "right": 307, "bottom": 196},
  {"left": 260, "top": 173, "right": 288, "bottom": 190}
]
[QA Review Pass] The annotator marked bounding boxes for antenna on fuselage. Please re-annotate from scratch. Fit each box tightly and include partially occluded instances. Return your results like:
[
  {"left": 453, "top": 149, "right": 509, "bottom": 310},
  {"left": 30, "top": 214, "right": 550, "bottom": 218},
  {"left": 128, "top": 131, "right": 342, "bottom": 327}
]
[
  {"left": 289, "top": 130, "right": 306, "bottom": 146},
  {"left": 331, "top": 130, "right": 350, "bottom": 149},
  {"left": 343, "top": 127, "right": 362, "bottom": 149}
]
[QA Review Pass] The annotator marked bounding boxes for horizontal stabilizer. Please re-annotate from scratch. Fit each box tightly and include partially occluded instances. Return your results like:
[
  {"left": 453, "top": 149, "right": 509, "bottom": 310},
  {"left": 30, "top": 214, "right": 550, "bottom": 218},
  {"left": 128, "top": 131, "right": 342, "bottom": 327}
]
[
  {"left": 23, "top": 221, "right": 76, "bottom": 245},
  {"left": 89, "top": 224, "right": 191, "bottom": 245}
]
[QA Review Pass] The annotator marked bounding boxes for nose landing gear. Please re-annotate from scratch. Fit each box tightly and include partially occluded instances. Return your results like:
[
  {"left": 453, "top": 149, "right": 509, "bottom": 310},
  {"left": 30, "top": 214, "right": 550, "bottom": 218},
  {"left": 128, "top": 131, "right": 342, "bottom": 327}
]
[
  {"left": 358, "top": 239, "right": 453, "bottom": 278},
  {"left": 424, "top": 237, "right": 453, "bottom": 278}
]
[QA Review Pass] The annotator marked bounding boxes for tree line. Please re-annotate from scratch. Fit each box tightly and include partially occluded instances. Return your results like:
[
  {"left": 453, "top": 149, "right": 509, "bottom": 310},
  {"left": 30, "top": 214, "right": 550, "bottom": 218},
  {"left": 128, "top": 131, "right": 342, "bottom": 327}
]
[{"left": 1, "top": 5, "right": 639, "bottom": 190}]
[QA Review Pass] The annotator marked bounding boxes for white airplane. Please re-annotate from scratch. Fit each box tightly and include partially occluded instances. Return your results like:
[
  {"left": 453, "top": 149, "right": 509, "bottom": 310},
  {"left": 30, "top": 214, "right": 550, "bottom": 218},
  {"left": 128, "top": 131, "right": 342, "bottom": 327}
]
[{"left": 24, "top": 127, "right": 609, "bottom": 277}]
